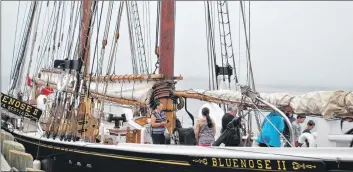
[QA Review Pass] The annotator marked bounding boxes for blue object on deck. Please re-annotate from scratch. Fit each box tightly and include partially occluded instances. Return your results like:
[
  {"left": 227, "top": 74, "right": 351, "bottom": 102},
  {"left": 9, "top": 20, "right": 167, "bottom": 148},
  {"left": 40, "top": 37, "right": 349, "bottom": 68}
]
[{"left": 257, "top": 111, "right": 284, "bottom": 147}]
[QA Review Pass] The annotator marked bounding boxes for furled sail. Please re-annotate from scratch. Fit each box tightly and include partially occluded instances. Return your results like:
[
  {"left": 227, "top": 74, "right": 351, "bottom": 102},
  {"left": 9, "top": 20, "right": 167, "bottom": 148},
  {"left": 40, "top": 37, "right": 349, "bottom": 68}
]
[
  {"left": 176, "top": 89, "right": 353, "bottom": 119},
  {"left": 37, "top": 70, "right": 182, "bottom": 106}
]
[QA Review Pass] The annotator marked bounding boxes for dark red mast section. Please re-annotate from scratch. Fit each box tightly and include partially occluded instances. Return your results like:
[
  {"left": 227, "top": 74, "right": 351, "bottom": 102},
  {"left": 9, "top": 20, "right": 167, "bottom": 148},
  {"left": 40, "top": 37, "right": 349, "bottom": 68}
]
[
  {"left": 158, "top": 0, "right": 176, "bottom": 134},
  {"left": 159, "top": 0, "right": 175, "bottom": 79}
]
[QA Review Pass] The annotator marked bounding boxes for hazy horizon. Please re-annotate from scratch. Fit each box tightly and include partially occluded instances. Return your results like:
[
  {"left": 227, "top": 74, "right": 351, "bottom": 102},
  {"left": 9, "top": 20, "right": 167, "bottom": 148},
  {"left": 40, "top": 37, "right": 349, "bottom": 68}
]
[{"left": 1, "top": 1, "right": 353, "bottom": 92}]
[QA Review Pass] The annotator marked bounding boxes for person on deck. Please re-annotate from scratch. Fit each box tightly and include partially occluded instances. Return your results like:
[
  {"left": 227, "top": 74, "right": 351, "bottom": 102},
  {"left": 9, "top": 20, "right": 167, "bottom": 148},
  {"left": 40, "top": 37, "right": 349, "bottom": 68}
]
[
  {"left": 292, "top": 114, "right": 306, "bottom": 147},
  {"left": 195, "top": 107, "right": 216, "bottom": 146},
  {"left": 221, "top": 106, "right": 238, "bottom": 133},
  {"left": 220, "top": 106, "right": 243, "bottom": 146},
  {"left": 257, "top": 111, "right": 284, "bottom": 147},
  {"left": 151, "top": 100, "right": 167, "bottom": 144},
  {"left": 303, "top": 120, "right": 315, "bottom": 134},
  {"left": 302, "top": 120, "right": 315, "bottom": 147},
  {"left": 282, "top": 105, "right": 296, "bottom": 147}
]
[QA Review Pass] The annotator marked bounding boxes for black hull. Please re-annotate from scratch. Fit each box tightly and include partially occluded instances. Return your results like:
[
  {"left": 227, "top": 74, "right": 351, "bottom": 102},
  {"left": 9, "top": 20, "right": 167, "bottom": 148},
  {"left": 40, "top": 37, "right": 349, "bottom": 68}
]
[{"left": 4, "top": 129, "right": 353, "bottom": 172}]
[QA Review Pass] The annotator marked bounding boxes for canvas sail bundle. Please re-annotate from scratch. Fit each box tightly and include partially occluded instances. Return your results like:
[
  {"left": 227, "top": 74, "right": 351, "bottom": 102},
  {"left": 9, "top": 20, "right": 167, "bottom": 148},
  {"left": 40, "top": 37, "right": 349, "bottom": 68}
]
[
  {"left": 89, "top": 81, "right": 156, "bottom": 105},
  {"left": 177, "top": 89, "right": 353, "bottom": 119},
  {"left": 38, "top": 71, "right": 165, "bottom": 105}
]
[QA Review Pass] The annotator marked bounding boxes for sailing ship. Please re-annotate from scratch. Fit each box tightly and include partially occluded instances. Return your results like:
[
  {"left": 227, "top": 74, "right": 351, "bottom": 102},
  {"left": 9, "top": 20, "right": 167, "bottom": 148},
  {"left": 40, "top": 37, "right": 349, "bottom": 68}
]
[{"left": 1, "top": 1, "right": 353, "bottom": 172}]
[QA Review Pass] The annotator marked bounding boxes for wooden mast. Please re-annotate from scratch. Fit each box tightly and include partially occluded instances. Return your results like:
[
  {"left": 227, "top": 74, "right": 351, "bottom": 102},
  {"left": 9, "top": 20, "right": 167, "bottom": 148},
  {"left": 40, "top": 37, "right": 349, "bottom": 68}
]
[
  {"left": 77, "top": 0, "right": 94, "bottom": 141},
  {"left": 159, "top": 0, "right": 176, "bottom": 134},
  {"left": 81, "top": 0, "right": 92, "bottom": 76}
]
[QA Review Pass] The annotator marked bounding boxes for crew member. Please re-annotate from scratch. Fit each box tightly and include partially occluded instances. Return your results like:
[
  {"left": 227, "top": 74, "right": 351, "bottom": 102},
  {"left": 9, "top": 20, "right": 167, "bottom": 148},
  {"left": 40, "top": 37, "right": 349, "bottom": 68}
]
[
  {"left": 221, "top": 106, "right": 238, "bottom": 133},
  {"left": 150, "top": 100, "right": 167, "bottom": 144},
  {"left": 303, "top": 120, "right": 315, "bottom": 134},
  {"left": 221, "top": 106, "right": 242, "bottom": 146},
  {"left": 292, "top": 114, "right": 306, "bottom": 147},
  {"left": 302, "top": 120, "right": 315, "bottom": 147}
]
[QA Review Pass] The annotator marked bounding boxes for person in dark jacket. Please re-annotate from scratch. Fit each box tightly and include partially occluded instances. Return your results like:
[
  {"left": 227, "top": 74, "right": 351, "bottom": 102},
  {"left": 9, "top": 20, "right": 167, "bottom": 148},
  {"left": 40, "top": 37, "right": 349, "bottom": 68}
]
[
  {"left": 282, "top": 105, "right": 295, "bottom": 147},
  {"left": 221, "top": 106, "right": 242, "bottom": 146},
  {"left": 303, "top": 120, "right": 315, "bottom": 134},
  {"left": 302, "top": 120, "right": 315, "bottom": 147},
  {"left": 221, "top": 106, "right": 238, "bottom": 133}
]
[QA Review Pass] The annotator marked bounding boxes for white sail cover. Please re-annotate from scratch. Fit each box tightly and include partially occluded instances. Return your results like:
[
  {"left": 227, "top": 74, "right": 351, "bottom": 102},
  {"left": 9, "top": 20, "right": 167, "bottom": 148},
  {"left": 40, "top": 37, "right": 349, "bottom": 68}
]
[
  {"left": 39, "top": 72, "right": 157, "bottom": 104},
  {"left": 179, "top": 89, "right": 353, "bottom": 119},
  {"left": 89, "top": 81, "right": 157, "bottom": 104}
]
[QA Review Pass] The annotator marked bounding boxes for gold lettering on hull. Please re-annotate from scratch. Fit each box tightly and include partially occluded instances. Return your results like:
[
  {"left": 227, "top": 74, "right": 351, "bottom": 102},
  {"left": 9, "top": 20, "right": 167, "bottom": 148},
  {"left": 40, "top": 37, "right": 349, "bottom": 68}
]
[
  {"left": 1, "top": 93, "right": 42, "bottom": 120},
  {"left": 292, "top": 162, "right": 317, "bottom": 170},
  {"left": 193, "top": 158, "right": 208, "bottom": 165},
  {"left": 190, "top": 157, "right": 324, "bottom": 171}
]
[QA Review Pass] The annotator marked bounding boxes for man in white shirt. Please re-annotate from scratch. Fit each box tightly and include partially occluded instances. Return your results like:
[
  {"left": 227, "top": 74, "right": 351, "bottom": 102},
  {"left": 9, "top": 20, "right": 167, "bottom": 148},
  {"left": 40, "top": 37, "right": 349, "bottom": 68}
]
[{"left": 292, "top": 114, "right": 306, "bottom": 147}]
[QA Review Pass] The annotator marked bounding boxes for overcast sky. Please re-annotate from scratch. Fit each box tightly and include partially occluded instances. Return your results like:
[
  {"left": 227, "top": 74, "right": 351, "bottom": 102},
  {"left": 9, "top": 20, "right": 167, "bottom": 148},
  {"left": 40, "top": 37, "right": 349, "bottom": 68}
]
[{"left": 1, "top": 1, "right": 353, "bottom": 92}]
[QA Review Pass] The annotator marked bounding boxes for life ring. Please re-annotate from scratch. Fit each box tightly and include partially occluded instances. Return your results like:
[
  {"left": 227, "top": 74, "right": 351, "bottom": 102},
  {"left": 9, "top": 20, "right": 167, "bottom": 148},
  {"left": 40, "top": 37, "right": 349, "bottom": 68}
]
[
  {"left": 57, "top": 72, "right": 71, "bottom": 92},
  {"left": 298, "top": 132, "right": 317, "bottom": 147}
]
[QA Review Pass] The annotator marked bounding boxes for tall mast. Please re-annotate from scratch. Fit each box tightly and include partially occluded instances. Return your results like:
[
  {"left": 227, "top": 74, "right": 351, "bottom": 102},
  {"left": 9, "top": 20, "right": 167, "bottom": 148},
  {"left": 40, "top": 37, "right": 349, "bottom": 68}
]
[
  {"left": 76, "top": 0, "right": 94, "bottom": 141},
  {"left": 80, "top": 0, "right": 92, "bottom": 77},
  {"left": 158, "top": 0, "right": 176, "bottom": 134}
]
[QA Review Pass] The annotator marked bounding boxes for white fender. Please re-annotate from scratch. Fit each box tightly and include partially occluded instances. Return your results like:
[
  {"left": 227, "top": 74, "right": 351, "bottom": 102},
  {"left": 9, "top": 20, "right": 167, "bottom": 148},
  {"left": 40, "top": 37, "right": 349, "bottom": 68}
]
[
  {"left": 36, "top": 94, "right": 48, "bottom": 111},
  {"left": 197, "top": 102, "right": 224, "bottom": 139},
  {"left": 33, "top": 159, "right": 41, "bottom": 170},
  {"left": 298, "top": 132, "right": 317, "bottom": 147},
  {"left": 57, "top": 72, "right": 71, "bottom": 92}
]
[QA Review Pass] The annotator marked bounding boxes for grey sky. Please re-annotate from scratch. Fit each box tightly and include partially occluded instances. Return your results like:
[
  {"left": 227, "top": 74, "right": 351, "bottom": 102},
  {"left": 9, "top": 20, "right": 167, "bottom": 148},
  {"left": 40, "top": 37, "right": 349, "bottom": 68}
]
[{"left": 1, "top": 1, "right": 353, "bottom": 92}]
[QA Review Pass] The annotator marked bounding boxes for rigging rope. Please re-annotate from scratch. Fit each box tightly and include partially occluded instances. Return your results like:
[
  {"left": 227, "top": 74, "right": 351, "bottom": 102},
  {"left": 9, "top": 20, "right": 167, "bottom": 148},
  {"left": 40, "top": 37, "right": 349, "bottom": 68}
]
[
  {"left": 69, "top": 2, "right": 83, "bottom": 61},
  {"left": 22, "top": 1, "right": 43, "bottom": 97},
  {"left": 240, "top": 1, "right": 255, "bottom": 91},
  {"left": 32, "top": 1, "right": 51, "bottom": 74},
  {"left": 204, "top": 2, "right": 212, "bottom": 90},
  {"left": 87, "top": 1, "right": 104, "bottom": 96},
  {"left": 9, "top": 1, "right": 22, "bottom": 85},
  {"left": 126, "top": 2, "right": 139, "bottom": 74},
  {"left": 152, "top": 1, "right": 161, "bottom": 74},
  {"left": 96, "top": 1, "right": 114, "bottom": 76},
  {"left": 204, "top": 1, "right": 218, "bottom": 90},
  {"left": 56, "top": 2, "right": 67, "bottom": 60},
  {"left": 89, "top": 1, "right": 104, "bottom": 78},
  {"left": 216, "top": 1, "right": 238, "bottom": 88},
  {"left": 147, "top": 2, "right": 152, "bottom": 74},
  {"left": 129, "top": 1, "right": 149, "bottom": 74},
  {"left": 12, "top": 1, "right": 30, "bottom": 76},
  {"left": 9, "top": 2, "right": 38, "bottom": 96},
  {"left": 62, "top": 1, "right": 80, "bottom": 61},
  {"left": 99, "top": 1, "right": 125, "bottom": 117},
  {"left": 34, "top": 2, "right": 60, "bottom": 74}
]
